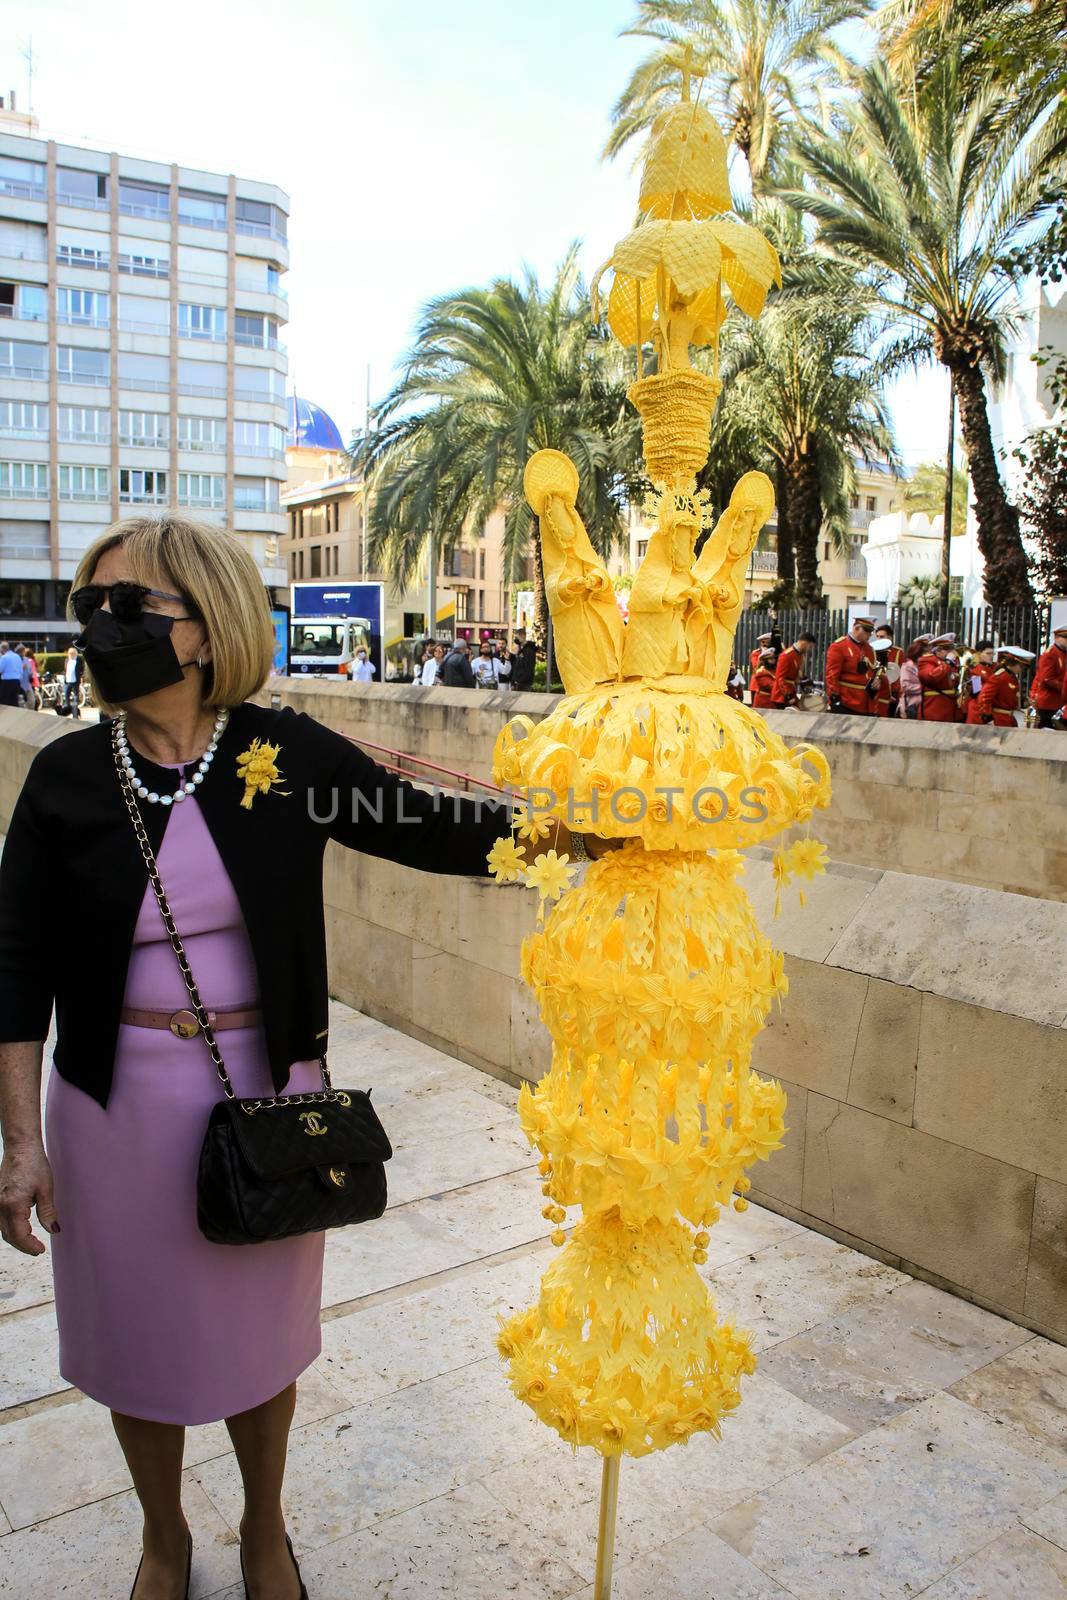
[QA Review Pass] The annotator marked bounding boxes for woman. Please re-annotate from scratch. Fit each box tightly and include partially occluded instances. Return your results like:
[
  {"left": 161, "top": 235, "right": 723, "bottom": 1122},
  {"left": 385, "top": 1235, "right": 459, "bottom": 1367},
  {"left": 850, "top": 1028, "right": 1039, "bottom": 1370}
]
[
  {"left": 897, "top": 638, "right": 926, "bottom": 719},
  {"left": 0, "top": 515, "right": 604, "bottom": 1600}
]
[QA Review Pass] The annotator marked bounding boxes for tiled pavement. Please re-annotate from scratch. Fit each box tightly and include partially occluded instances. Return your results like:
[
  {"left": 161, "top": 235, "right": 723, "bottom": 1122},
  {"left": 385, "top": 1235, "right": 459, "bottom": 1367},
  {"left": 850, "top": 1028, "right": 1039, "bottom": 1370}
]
[{"left": 0, "top": 1001, "right": 1064, "bottom": 1598}]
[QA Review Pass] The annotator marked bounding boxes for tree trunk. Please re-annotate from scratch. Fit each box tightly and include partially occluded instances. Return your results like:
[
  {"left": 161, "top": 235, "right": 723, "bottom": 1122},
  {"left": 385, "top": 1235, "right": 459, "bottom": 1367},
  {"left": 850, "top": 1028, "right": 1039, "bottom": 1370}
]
[
  {"left": 531, "top": 531, "right": 548, "bottom": 651},
  {"left": 948, "top": 358, "right": 1034, "bottom": 605},
  {"left": 787, "top": 450, "right": 824, "bottom": 607},
  {"left": 774, "top": 462, "right": 796, "bottom": 589}
]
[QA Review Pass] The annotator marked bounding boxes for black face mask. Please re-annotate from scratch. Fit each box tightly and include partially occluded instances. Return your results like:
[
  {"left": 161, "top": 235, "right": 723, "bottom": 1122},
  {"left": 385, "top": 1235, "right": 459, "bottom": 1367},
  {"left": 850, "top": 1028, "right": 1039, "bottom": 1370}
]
[{"left": 76, "top": 608, "right": 197, "bottom": 704}]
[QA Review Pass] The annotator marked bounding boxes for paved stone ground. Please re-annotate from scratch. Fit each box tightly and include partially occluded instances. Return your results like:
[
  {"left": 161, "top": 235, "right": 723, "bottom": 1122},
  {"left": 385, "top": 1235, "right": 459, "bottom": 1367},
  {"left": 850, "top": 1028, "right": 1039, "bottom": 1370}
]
[{"left": 0, "top": 1000, "right": 1064, "bottom": 1599}]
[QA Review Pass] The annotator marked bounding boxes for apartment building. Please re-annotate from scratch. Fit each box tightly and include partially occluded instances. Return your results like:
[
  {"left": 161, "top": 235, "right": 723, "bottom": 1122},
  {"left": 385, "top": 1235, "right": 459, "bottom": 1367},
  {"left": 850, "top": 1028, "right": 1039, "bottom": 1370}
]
[{"left": 0, "top": 100, "right": 289, "bottom": 648}]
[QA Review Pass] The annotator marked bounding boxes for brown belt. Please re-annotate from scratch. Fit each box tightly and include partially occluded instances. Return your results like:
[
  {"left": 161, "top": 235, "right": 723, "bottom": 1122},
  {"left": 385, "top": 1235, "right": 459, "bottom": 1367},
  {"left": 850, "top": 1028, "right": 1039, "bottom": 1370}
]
[{"left": 120, "top": 1006, "right": 263, "bottom": 1039}]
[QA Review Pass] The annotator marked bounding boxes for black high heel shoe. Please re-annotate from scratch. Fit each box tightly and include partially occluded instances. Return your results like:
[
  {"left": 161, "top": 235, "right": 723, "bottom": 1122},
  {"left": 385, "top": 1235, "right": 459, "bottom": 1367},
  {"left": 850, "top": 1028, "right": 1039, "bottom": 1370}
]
[
  {"left": 240, "top": 1530, "right": 309, "bottom": 1600},
  {"left": 129, "top": 1529, "right": 193, "bottom": 1599}
]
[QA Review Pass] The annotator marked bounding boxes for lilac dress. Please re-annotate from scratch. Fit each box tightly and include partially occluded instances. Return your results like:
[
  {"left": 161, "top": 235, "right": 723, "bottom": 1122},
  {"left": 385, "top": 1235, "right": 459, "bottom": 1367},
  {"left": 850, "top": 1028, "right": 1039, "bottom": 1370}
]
[{"left": 45, "top": 774, "right": 325, "bottom": 1424}]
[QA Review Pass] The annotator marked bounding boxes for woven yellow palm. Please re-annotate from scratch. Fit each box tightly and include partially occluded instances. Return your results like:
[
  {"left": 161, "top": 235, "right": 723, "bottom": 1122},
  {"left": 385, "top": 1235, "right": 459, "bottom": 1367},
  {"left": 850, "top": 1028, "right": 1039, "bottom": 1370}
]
[{"left": 486, "top": 70, "right": 830, "bottom": 1585}]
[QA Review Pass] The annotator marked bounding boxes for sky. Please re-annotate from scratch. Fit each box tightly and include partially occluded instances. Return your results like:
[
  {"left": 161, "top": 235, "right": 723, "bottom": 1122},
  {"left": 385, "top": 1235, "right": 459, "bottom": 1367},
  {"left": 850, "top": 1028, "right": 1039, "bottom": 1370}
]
[{"left": 4, "top": 0, "right": 950, "bottom": 471}]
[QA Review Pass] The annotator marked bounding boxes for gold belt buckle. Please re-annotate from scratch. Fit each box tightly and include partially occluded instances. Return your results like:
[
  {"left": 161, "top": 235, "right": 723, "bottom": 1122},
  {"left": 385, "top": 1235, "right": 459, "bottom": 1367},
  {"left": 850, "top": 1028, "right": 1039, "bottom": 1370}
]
[{"left": 169, "top": 1009, "right": 201, "bottom": 1039}]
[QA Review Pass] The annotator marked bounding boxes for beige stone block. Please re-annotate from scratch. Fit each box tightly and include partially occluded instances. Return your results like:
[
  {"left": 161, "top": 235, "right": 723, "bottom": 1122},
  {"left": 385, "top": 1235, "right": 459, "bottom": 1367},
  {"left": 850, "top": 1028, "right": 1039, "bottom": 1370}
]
[
  {"left": 916, "top": 995, "right": 1067, "bottom": 1183},
  {"left": 743, "top": 857, "right": 881, "bottom": 962},
  {"left": 452, "top": 875, "right": 529, "bottom": 977},
  {"left": 846, "top": 977, "right": 919, "bottom": 1124},
  {"left": 325, "top": 908, "right": 412, "bottom": 1023},
  {"left": 1025, "top": 1176, "right": 1067, "bottom": 1339},
  {"left": 802, "top": 1095, "right": 1036, "bottom": 1312},
  {"left": 826, "top": 872, "right": 1067, "bottom": 1028},
  {"left": 409, "top": 942, "right": 512, "bottom": 1069},
  {"left": 937, "top": 791, "right": 1052, "bottom": 847},
  {"left": 509, "top": 979, "right": 553, "bottom": 1085},
  {"left": 897, "top": 825, "right": 976, "bottom": 880},
  {"left": 749, "top": 1076, "right": 806, "bottom": 1207},
  {"left": 830, "top": 777, "right": 940, "bottom": 829},
  {"left": 752, "top": 957, "right": 868, "bottom": 1100},
  {"left": 817, "top": 816, "right": 903, "bottom": 876}
]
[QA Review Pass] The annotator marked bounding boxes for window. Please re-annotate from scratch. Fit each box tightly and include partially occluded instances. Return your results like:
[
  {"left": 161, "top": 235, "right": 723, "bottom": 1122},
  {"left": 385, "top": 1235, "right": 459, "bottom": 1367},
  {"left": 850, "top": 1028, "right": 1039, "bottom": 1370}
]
[
  {"left": 178, "top": 415, "right": 225, "bottom": 452},
  {"left": 119, "top": 179, "right": 169, "bottom": 219},
  {"left": 0, "top": 219, "right": 48, "bottom": 262},
  {"left": 57, "top": 345, "right": 110, "bottom": 386},
  {"left": 177, "top": 471, "right": 224, "bottom": 508},
  {"left": 178, "top": 358, "right": 226, "bottom": 397},
  {"left": 865, "top": 495, "right": 877, "bottom": 513},
  {"left": 0, "top": 462, "right": 48, "bottom": 499},
  {"left": 58, "top": 405, "right": 110, "bottom": 443},
  {"left": 178, "top": 303, "right": 226, "bottom": 341},
  {"left": 120, "top": 468, "right": 168, "bottom": 505},
  {"left": 178, "top": 189, "right": 226, "bottom": 230},
  {"left": 0, "top": 155, "right": 45, "bottom": 200},
  {"left": 0, "top": 339, "right": 48, "bottom": 380},
  {"left": 59, "top": 465, "right": 110, "bottom": 502},
  {"left": 118, "top": 244, "right": 168, "bottom": 278},
  {"left": 0, "top": 574, "right": 46, "bottom": 607},
  {"left": 309, "top": 546, "right": 321, "bottom": 578},
  {"left": 118, "top": 352, "right": 169, "bottom": 393},
  {"left": 234, "top": 312, "right": 279, "bottom": 348},
  {"left": 119, "top": 410, "right": 169, "bottom": 447},
  {"left": 0, "top": 401, "right": 48, "bottom": 439},
  {"left": 636, "top": 539, "right": 649, "bottom": 561},
  {"left": 234, "top": 365, "right": 284, "bottom": 403},
  {"left": 57, "top": 241, "right": 109, "bottom": 271},
  {"left": 57, "top": 287, "right": 109, "bottom": 327},
  {"left": 478, "top": 549, "right": 486, "bottom": 579},
  {"left": 849, "top": 493, "right": 859, "bottom": 510},
  {"left": 117, "top": 293, "right": 168, "bottom": 334},
  {"left": 235, "top": 198, "right": 287, "bottom": 241},
  {"left": 234, "top": 419, "right": 284, "bottom": 456},
  {"left": 0, "top": 281, "right": 45, "bottom": 322},
  {"left": 57, "top": 167, "right": 108, "bottom": 208},
  {"left": 234, "top": 476, "right": 267, "bottom": 512}
]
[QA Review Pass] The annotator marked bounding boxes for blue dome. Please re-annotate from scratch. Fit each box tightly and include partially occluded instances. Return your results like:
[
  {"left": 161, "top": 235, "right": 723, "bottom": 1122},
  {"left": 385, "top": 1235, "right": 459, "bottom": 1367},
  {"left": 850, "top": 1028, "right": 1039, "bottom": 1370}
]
[{"left": 287, "top": 395, "right": 344, "bottom": 451}]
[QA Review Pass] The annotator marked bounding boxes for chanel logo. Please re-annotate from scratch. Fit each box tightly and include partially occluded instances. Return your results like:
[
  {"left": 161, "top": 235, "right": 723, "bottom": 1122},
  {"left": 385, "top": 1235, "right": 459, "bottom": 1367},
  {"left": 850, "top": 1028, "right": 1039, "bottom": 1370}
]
[
  {"left": 328, "top": 1167, "right": 347, "bottom": 1188},
  {"left": 299, "top": 1111, "right": 328, "bottom": 1137}
]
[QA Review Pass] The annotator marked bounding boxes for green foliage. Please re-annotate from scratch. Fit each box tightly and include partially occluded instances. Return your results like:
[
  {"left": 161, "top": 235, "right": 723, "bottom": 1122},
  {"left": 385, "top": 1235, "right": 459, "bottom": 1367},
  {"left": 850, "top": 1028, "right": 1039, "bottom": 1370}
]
[
  {"left": 904, "top": 460, "right": 970, "bottom": 520},
  {"left": 898, "top": 576, "right": 945, "bottom": 609},
  {"left": 1015, "top": 351, "right": 1067, "bottom": 596}
]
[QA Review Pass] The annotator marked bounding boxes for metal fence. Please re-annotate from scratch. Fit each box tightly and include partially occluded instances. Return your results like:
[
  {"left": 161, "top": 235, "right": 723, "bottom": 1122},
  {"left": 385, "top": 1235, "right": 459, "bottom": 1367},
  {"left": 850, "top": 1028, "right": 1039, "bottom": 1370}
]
[{"left": 733, "top": 605, "right": 1053, "bottom": 674}]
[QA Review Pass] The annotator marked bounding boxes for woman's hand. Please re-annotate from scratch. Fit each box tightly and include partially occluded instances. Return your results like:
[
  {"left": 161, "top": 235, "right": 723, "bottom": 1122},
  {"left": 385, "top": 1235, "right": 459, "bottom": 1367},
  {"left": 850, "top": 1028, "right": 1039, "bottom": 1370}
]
[{"left": 0, "top": 1141, "right": 58, "bottom": 1256}]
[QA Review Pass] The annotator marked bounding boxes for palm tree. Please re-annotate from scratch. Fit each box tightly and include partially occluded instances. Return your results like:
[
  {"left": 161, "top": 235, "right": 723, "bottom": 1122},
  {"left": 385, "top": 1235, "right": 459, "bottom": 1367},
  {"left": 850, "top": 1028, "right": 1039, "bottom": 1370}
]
[
  {"left": 350, "top": 252, "right": 641, "bottom": 647},
  {"left": 779, "top": 51, "right": 1063, "bottom": 604},
  {"left": 605, "top": 0, "right": 867, "bottom": 192}
]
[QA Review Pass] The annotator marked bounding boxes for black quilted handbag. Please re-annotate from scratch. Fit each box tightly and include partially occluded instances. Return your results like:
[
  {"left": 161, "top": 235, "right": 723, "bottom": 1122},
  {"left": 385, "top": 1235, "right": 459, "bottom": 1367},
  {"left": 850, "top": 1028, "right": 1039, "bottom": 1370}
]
[{"left": 113, "top": 723, "right": 392, "bottom": 1245}]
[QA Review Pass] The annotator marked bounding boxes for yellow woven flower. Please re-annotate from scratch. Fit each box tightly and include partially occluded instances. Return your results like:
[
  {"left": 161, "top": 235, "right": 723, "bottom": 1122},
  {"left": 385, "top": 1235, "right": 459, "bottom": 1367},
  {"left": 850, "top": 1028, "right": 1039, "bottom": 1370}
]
[
  {"left": 511, "top": 804, "right": 553, "bottom": 843},
  {"left": 236, "top": 738, "right": 289, "bottom": 810},
  {"left": 488, "top": 836, "right": 527, "bottom": 883},
  {"left": 523, "top": 849, "right": 575, "bottom": 904}
]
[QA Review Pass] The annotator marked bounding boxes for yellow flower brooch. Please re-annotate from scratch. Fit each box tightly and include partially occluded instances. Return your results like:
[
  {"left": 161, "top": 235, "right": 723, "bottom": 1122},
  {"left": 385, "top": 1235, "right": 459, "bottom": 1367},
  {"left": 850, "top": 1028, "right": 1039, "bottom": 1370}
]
[{"left": 236, "top": 738, "right": 290, "bottom": 810}]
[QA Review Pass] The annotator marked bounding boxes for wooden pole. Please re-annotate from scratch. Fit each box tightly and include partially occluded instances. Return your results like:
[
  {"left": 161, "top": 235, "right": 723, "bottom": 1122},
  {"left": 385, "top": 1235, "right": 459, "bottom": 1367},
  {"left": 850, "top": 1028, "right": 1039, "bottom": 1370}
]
[{"left": 593, "top": 1455, "right": 621, "bottom": 1600}]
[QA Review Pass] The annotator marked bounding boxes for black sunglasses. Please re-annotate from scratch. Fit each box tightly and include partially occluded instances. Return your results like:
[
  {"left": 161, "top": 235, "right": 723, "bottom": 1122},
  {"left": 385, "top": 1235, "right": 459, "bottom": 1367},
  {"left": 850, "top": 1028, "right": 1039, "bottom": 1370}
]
[{"left": 71, "top": 582, "right": 198, "bottom": 626}]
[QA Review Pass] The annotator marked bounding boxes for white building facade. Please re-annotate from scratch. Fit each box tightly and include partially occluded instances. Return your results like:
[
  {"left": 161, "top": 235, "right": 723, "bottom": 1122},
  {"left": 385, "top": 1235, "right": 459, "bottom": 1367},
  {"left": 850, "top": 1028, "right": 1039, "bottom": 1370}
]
[{"left": 0, "top": 110, "right": 289, "bottom": 647}]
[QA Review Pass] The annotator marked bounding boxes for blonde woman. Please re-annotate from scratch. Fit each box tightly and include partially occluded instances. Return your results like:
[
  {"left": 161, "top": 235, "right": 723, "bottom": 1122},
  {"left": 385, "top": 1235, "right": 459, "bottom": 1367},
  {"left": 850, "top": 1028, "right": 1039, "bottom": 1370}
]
[{"left": 0, "top": 516, "right": 592, "bottom": 1600}]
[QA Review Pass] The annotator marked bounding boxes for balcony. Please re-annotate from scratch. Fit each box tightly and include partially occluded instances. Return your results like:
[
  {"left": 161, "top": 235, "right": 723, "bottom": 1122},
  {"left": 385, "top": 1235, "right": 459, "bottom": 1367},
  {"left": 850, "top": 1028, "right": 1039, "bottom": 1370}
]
[
  {"left": 57, "top": 312, "right": 110, "bottom": 330},
  {"left": 178, "top": 211, "right": 226, "bottom": 232},
  {"left": 178, "top": 380, "right": 226, "bottom": 399},
  {"left": 117, "top": 257, "right": 168, "bottom": 280},
  {"left": 0, "top": 425, "right": 48, "bottom": 442},
  {"left": 118, "top": 199, "right": 169, "bottom": 221},
  {"left": 1, "top": 240, "right": 47, "bottom": 263},
  {"left": 849, "top": 508, "right": 876, "bottom": 530},
  {"left": 0, "top": 362, "right": 49, "bottom": 382},
  {"left": 178, "top": 493, "right": 225, "bottom": 510},
  {"left": 119, "top": 432, "right": 169, "bottom": 448},
  {"left": 120, "top": 491, "right": 169, "bottom": 506},
  {"left": 846, "top": 556, "right": 867, "bottom": 581},
  {"left": 235, "top": 443, "right": 284, "bottom": 459},
  {"left": 118, "top": 318, "right": 170, "bottom": 336},
  {"left": 0, "top": 483, "right": 48, "bottom": 500},
  {"left": 236, "top": 274, "right": 287, "bottom": 300},
  {"left": 59, "top": 429, "right": 110, "bottom": 445},
  {"left": 179, "top": 327, "right": 227, "bottom": 344},
  {"left": 57, "top": 191, "right": 109, "bottom": 212},
  {"left": 59, "top": 489, "right": 110, "bottom": 503},
  {"left": 750, "top": 550, "right": 779, "bottom": 574},
  {"left": 117, "top": 376, "right": 168, "bottom": 394},
  {"left": 180, "top": 268, "right": 227, "bottom": 289},
  {"left": 233, "top": 387, "right": 283, "bottom": 405},
  {"left": 57, "top": 249, "right": 109, "bottom": 272},
  {"left": 58, "top": 371, "right": 111, "bottom": 388},
  {"left": 234, "top": 331, "right": 283, "bottom": 351},
  {"left": 0, "top": 306, "right": 46, "bottom": 324},
  {"left": 235, "top": 220, "right": 287, "bottom": 246},
  {"left": 0, "top": 177, "right": 46, "bottom": 200},
  {"left": 178, "top": 436, "right": 225, "bottom": 453}
]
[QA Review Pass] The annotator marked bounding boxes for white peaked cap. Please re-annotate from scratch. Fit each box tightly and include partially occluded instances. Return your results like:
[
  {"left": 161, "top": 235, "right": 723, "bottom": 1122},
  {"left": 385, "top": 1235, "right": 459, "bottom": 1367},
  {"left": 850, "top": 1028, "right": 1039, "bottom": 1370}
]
[
  {"left": 870, "top": 636, "right": 893, "bottom": 652},
  {"left": 999, "top": 645, "right": 1035, "bottom": 660}
]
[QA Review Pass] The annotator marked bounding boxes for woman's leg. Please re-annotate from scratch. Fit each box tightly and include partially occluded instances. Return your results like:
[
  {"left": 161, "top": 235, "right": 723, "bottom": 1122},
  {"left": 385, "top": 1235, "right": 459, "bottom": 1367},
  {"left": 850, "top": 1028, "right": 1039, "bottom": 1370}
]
[
  {"left": 225, "top": 1381, "right": 301, "bottom": 1600},
  {"left": 110, "top": 1410, "right": 190, "bottom": 1599}
]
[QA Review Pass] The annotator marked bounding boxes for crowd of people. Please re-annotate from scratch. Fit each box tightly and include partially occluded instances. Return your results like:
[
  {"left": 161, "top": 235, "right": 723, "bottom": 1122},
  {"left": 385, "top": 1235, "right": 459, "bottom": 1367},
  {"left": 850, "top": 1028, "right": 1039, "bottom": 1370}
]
[
  {"left": 0, "top": 643, "right": 86, "bottom": 717},
  {"left": 736, "top": 617, "right": 1067, "bottom": 727},
  {"left": 405, "top": 633, "right": 538, "bottom": 692}
]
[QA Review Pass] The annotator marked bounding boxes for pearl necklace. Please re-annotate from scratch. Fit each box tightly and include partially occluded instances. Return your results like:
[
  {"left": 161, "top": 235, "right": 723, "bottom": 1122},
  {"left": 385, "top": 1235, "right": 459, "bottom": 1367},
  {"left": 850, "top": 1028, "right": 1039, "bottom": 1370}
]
[{"left": 116, "top": 709, "right": 229, "bottom": 807}]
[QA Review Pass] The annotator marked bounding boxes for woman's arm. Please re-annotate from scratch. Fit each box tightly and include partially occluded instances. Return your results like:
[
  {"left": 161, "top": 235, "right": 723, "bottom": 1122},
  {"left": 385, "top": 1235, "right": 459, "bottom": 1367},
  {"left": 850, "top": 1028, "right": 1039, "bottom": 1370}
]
[{"left": 0, "top": 1039, "right": 58, "bottom": 1255}]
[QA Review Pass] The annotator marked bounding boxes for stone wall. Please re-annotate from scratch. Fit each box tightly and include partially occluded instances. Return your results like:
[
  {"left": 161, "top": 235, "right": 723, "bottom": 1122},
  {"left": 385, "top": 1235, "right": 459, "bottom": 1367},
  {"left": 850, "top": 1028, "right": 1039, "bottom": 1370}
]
[
  {"left": 2, "top": 704, "right": 1064, "bottom": 1343},
  {"left": 258, "top": 678, "right": 1067, "bottom": 901}
]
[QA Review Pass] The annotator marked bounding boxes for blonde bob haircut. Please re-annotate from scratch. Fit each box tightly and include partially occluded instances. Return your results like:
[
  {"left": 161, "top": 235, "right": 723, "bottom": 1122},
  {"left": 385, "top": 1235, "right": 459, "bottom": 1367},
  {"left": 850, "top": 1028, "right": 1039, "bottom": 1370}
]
[{"left": 70, "top": 515, "right": 276, "bottom": 710}]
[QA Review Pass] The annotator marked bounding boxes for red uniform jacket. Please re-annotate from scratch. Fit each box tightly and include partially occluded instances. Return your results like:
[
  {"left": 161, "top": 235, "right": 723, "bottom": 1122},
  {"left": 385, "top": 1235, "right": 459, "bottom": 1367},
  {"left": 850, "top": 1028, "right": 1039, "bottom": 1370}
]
[
  {"left": 977, "top": 666, "right": 1020, "bottom": 727},
  {"left": 964, "top": 662, "right": 996, "bottom": 724},
  {"left": 825, "top": 634, "right": 876, "bottom": 714},
  {"left": 1030, "top": 645, "right": 1067, "bottom": 712},
  {"left": 918, "top": 655, "right": 960, "bottom": 721},
  {"left": 771, "top": 645, "right": 804, "bottom": 707},
  {"left": 750, "top": 661, "right": 777, "bottom": 708}
]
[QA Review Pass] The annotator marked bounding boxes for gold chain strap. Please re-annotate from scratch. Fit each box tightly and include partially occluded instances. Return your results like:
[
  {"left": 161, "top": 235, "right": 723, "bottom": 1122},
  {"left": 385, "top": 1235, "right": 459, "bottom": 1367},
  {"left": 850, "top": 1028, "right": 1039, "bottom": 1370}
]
[{"left": 111, "top": 722, "right": 337, "bottom": 1115}]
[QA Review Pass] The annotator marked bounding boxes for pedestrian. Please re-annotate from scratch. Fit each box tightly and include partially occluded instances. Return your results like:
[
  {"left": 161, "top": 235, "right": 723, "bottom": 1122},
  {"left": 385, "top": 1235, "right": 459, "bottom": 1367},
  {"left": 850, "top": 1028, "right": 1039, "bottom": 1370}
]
[
  {"left": 348, "top": 646, "right": 376, "bottom": 684},
  {"left": 1030, "top": 624, "right": 1067, "bottom": 728},
  {"left": 896, "top": 635, "right": 929, "bottom": 719},
  {"left": 963, "top": 640, "right": 996, "bottom": 725},
  {"left": 63, "top": 645, "right": 85, "bottom": 719},
  {"left": 0, "top": 514, "right": 591, "bottom": 1600},
  {"left": 977, "top": 646, "right": 1034, "bottom": 726},
  {"left": 873, "top": 624, "right": 904, "bottom": 713},
  {"left": 918, "top": 633, "right": 962, "bottom": 721},
  {"left": 472, "top": 640, "right": 508, "bottom": 690},
  {"left": 749, "top": 647, "right": 777, "bottom": 708},
  {"left": 825, "top": 616, "right": 878, "bottom": 715},
  {"left": 439, "top": 637, "right": 476, "bottom": 688},
  {"left": 17, "top": 646, "right": 38, "bottom": 711},
  {"left": 0, "top": 643, "right": 23, "bottom": 708},
  {"left": 749, "top": 631, "right": 773, "bottom": 675},
  {"left": 509, "top": 630, "right": 537, "bottom": 692},
  {"left": 771, "top": 632, "right": 815, "bottom": 708},
  {"left": 420, "top": 642, "right": 445, "bottom": 687}
]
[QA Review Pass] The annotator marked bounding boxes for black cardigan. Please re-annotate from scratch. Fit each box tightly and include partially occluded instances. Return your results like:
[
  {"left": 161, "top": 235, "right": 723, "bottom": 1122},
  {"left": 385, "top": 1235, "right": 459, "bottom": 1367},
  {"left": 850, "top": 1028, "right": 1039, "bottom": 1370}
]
[{"left": 0, "top": 702, "right": 512, "bottom": 1108}]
